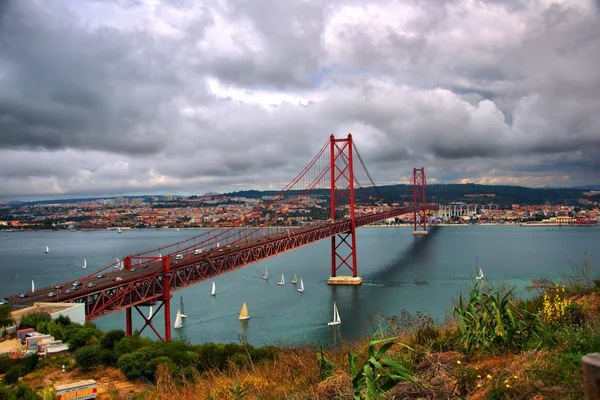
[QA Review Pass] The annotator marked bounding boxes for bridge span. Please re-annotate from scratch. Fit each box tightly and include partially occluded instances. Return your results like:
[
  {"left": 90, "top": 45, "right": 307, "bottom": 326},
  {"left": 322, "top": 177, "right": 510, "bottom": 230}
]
[{"left": 7, "top": 134, "right": 438, "bottom": 341}]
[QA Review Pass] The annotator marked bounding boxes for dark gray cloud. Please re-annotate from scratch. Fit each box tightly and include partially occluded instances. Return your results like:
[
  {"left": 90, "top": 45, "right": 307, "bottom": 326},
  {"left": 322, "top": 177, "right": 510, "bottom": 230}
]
[{"left": 0, "top": 0, "right": 599, "bottom": 200}]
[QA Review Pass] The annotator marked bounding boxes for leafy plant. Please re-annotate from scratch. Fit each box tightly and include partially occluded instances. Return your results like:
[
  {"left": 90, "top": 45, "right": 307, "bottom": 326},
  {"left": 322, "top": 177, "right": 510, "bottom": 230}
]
[
  {"left": 453, "top": 281, "right": 543, "bottom": 355},
  {"left": 227, "top": 382, "right": 249, "bottom": 399},
  {"left": 316, "top": 346, "right": 336, "bottom": 380},
  {"left": 348, "top": 335, "right": 418, "bottom": 399}
]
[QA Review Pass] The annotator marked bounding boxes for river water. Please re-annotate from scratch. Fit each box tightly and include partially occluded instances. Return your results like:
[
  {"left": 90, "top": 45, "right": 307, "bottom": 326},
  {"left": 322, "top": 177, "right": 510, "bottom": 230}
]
[{"left": 0, "top": 225, "right": 598, "bottom": 346}]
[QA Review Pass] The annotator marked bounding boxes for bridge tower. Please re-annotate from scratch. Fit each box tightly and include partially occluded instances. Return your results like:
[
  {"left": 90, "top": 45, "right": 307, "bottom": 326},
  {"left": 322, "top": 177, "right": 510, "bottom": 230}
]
[
  {"left": 412, "top": 167, "right": 428, "bottom": 235},
  {"left": 327, "top": 134, "right": 362, "bottom": 285}
]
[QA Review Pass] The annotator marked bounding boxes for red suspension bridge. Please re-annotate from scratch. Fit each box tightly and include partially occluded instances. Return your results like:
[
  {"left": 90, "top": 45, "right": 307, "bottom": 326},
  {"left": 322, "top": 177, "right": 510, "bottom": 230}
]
[{"left": 9, "top": 134, "right": 438, "bottom": 341}]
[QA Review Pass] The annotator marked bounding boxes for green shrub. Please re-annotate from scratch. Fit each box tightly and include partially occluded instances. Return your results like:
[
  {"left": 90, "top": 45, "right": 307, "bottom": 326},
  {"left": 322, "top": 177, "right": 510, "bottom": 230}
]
[
  {"left": 21, "top": 353, "right": 39, "bottom": 374},
  {"left": 2, "top": 366, "right": 22, "bottom": 386},
  {"left": 13, "top": 384, "right": 42, "bottom": 400},
  {"left": 100, "top": 329, "right": 126, "bottom": 351},
  {"left": 74, "top": 345, "right": 105, "bottom": 371},
  {"left": 18, "top": 312, "right": 51, "bottom": 331},
  {"left": 0, "top": 385, "right": 16, "bottom": 400},
  {"left": 0, "top": 356, "right": 17, "bottom": 374}
]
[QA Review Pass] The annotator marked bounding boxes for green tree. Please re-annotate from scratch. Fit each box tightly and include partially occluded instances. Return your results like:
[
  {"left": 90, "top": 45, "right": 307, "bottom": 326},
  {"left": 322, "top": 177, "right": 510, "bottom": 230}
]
[
  {"left": 18, "top": 312, "right": 51, "bottom": 331},
  {"left": 2, "top": 366, "right": 22, "bottom": 386},
  {"left": 100, "top": 329, "right": 125, "bottom": 351},
  {"left": 73, "top": 345, "right": 104, "bottom": 371},
  {"left": 0, "top": 385, "right": 16, "bottom": 400},
  {"left": 0, "top": 306, "right": 15, "bottom": 332}
]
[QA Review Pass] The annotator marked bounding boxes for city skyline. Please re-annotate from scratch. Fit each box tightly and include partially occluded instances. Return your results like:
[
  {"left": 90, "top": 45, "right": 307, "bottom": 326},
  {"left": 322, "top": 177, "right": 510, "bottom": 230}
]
[{"left": 1, "top": 0, "right": 599, "bottom": 201}]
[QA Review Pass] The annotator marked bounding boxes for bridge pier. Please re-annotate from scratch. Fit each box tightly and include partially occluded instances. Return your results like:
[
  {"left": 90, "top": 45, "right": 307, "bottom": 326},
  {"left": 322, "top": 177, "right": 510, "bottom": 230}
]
[
  {"left": 126, "top": 307, "right": 132, "bottom": 336},
  {"left": 413, "top": 231, "right": 428, "bottom": 236},
  {"left": 327, "top": 276, "right": 363, "bottom": 285}
]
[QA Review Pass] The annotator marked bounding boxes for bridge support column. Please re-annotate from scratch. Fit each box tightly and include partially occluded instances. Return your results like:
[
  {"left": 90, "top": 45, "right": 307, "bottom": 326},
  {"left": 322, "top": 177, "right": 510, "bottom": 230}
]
[
  {"left": 412, "top": 167, "right": 428, "bottom": 235},
  {"left": 126, "top": 307, "right": 132, "bottom": 336},
  {"left": 328, "top": 133, "right": 362, "bottom": 285},
  {"left": 162, "top": 256, "right": 172, "bottom": 342}
]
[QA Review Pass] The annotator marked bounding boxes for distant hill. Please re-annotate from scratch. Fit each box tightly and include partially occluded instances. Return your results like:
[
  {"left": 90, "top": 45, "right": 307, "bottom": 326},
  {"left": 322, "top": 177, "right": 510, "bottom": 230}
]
[{"left": 227, "top": 183, "right": 597, "bottom": 207}]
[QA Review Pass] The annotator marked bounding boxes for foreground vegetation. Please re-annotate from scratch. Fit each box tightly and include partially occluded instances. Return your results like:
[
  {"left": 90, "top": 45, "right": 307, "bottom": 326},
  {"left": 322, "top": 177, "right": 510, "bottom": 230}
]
[{"left": 1, "top": 253, "right": 598, "bottom": 399}]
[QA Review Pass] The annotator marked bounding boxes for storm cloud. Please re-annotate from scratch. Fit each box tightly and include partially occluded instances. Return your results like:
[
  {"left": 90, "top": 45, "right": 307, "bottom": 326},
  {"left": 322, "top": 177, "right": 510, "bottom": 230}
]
[{"left": 0, "top": 0, "right": 598, "bottom": 199}]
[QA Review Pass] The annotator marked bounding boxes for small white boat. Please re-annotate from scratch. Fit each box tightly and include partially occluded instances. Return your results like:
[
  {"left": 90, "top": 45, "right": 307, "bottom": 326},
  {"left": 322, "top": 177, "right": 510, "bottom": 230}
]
[
  {"left": 82, "top": 259, "right": 87, "bottom": 269},
  {"left": 297, "top": 278, "right": 304, "bottom": 293},
  {"left": 117, "top": 228, "right": 122, "bottom": 233},
  {"left": 148, "top": 306, "right": 153, "bottom": 320},
  {"left": 174, "top": 309, "right": 183, "bottom": 329},
  {"left": 211, "top": 281, "right": 216, "bottom": 296},
  {"left": 180, "top": 296, "right": 187, "bottom": 318},
  {"left": 476, "top": 267, "right": 484, "bottom": 280},
  {"left": 291, "top": 273, "right": 297, "bottom": 284},
  {"left": 31, "top": 280, "right": 35, "bottom": 293},
  {"left": 262, "top": 267, "right": 268, "bottom": 280},
  {"left": 239, "top": 302, "right": 250, "bottom": 320},
  {"left": 45, "top": 246, "right": 49, "bottom": 254},
  {"left": 327, "top": 302, "right": 341, "bottom": 326},
  {"left": 278, "top": 273, "right": 285, "bottom": 285}
]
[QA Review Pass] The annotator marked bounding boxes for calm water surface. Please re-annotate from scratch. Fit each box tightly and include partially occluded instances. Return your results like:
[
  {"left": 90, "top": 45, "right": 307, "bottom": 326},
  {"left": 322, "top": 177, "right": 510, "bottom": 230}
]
[{"left": 0, "top": 226, "right": 598, "bottom": 346}]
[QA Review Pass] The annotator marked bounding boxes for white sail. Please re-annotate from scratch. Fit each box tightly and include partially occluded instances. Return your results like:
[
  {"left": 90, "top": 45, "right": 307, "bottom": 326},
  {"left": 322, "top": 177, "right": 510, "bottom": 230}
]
[
  {"left": 83, "top": 259, "right": 87, "bottom": 269},
  {"left": 148, "top": 306, "right": 153, "bottom": 320},
  {"left": 117, "top": 227, "right": 122, "bottom": 233},
  {"left": 31, "top": 280, "right": 35, "bottom": 293},
  {"left": 211, "top": 281, "right": 216, "bottom": 296},
  {"left": 476, "top": 267, "right": 484, "bottom": 280},
  {"left": 291, "top": 273, "right": 297, "bottom": 284},
  {"left": 45, "top": 246, "right": 49, "bottom": 253},
  {"left": 262, "top": 267, "right": 268, "bottom": 280},
  {"left": 297, "top": 278, "right": 304, "bottom": 293},
  {"left": 174, "top": 309, "right": 183, "bottom": 329},
  {"left": 328, "top": 302, "right": 341, "bottom": 326},
  {"left": 180, "top": 296, "right": 187, "bottom": 318},
  {"left": 278, "top": 273, "right": 285, "bottom": 285}
]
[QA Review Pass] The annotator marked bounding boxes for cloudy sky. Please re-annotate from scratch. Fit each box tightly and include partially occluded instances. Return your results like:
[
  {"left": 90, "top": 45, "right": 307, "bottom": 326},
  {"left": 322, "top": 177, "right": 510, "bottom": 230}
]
[{"left": 0, "top": 0, "right": 599, "bottom": 200}]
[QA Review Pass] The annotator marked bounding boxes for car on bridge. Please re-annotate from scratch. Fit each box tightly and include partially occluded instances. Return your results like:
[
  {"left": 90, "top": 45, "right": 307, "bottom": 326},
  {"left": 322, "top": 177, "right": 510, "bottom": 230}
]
[
  {"left": 19, "top": 293, "right": 28, "bottom": 298},
  {"left": 73, "top": 281, "right": 82, "bottom": 287},
  {"left": 175, "top": 254, "right": 183, "bottom": 260},
  {"left": 54, "top": 284, "right": 63, "bottom": 290},
  {"left": 48, "top": 292, "right": 56, "bottom": 298},
  {"left": 87, "top": 283, "right": 96, "bottom": 288},
  {"left": 130, "top": 268, "right": 137, "bottom": 272},
  {"left": 113, "top": 277, "right": 123, "bottom": 282},
  {"left": 0, "top": 299, "right": 9, "bottom": 305},
  {"left": 65, "top": 288, "right": 74, "bottom": 294},
  {"left": 96, "top": 273, "right": 105, "bottom": 279}
]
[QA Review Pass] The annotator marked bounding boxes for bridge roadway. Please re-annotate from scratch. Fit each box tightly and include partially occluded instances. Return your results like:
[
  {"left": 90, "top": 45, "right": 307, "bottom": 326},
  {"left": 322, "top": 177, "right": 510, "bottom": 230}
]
[{"left": 8, "top": 204, "right": 438, "bottom": 320}]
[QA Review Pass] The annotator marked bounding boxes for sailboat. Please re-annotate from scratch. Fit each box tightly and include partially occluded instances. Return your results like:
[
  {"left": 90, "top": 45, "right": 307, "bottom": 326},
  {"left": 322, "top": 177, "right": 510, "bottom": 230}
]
[
  {"left": 211, "top": 281, "right": 216, "bottom": 296},
  {"left": 239, "top": 302, "right": 250, "bottom": 320},
  {"left": 475, "top": 257, "right": 484, "bottom": 280},
  {"left": 148, "top": 306, "right": 153, "bottom": 320},
  {"left": 297, "top": 278, "right": 304, "bottom": 293},
  {"left": 262, "top": 267, "right": 268, "bottom": 280},
  {"left": 278, "top": 273, "right": 285, "bottom": 285},
  {"left": 174, "top": 309, "right": 183, "bottom": 329},
  {"left": 82, "top": 259, "right": 87, "bottom": 269},
  {"left": 180, "top": 296, "right": 187, "bottom": 318},
  {"left": 291, "top": 273, "right": 297, "bottom": 284},
  {"left": 476, "top": 267, "right": 484, "bottom": 280},
  {"left": 31, "top": 280, "right": 35, "bottom": 293},
  {"left": 117, "top": 227, "right": 122, "bottom": 233},
  {"left": 45, "top": 246, "right": 49, "bottom": 254},
  {"left": 327, "top": 302, "right": 341, "bottom": 326}
]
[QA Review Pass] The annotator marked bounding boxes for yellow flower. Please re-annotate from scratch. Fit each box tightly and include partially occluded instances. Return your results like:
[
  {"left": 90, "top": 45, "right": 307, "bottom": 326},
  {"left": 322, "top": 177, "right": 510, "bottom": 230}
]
[
  {"left": 475, "top": 366, "right": 479, "bottom": 370},
  {"left": 477, "top": 375, "right": 481, "bottom": 378},
  {"left": 487, "top": 374, "right": 492, "bottom": 379},
  {"left": 504, "top": 379, "right": 509, "bottom": 383},
  {"left": 506, "top": 384, "right": 511, "bottom": 388},
  {"left": 456, "top": 360, "right": 461, "bottom": 365},
  {"left": 513, "top": 375, "right": 518, "bottom": 379},
  {"left": 477, "top": 383, "right": 482, "bottom": 388}
]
